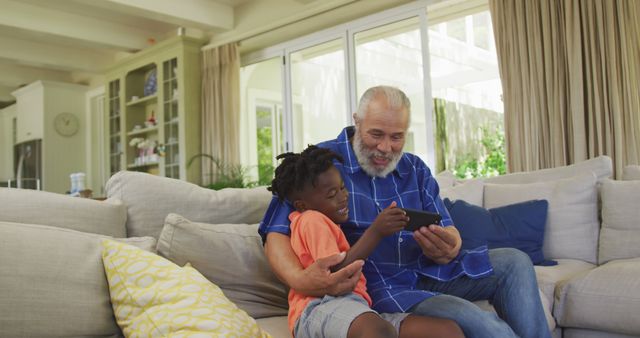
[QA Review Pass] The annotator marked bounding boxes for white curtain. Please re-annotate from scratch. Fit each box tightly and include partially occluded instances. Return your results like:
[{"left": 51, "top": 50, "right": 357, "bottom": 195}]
[
  {"left": 489, "top": 0, "right": 640, "bottom": 177},
  {"left": 200, "top": 43, "right": 241, "bottom": 185}
]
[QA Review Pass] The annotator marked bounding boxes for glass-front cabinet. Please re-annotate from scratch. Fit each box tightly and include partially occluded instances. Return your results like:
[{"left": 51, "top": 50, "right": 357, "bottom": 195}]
[
  {"left": 162, "top": 58, "right": 180, "bottom": 179},
  {"left": 104, "top": 36, "right": 202, "bottom": 184},
  {"left": 108, "top": 79, "right": 122, "bottom": 177}
]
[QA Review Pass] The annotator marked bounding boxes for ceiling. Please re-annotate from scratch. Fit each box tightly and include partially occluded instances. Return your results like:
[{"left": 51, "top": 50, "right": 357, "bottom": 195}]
[
  {"left": 0, "top": 0, "right": 256, "bottom": 100},
  {"left": 2, "top": 0, "right": 412, "bottom": 102}
]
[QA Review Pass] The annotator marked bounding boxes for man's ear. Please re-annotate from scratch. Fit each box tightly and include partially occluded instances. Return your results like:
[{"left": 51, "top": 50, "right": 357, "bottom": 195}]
[
  {"left": 352, "top": 113, "right": 359, "bottom": 125},
  {"left": 293, "top": 199, "right": 306, "bottom": 212}
]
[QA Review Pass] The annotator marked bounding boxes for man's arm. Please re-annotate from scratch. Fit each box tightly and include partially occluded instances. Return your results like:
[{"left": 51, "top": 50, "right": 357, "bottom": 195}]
[
  {"left": 412, "top": 224, "right": 462, "bottom": 265},
  {"left": 264, "top": 232, "right": 363, "bottom": 297}
]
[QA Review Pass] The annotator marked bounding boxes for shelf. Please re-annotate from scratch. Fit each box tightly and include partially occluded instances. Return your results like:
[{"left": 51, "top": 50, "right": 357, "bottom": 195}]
[
  {"left": 127, "top": 126, "right": 158, "bottom": 136},
  {"left": 127, "top": 162, "right": 159, "bottom": 169},
  {"left": 126, "top": 94, "right": 157, "bottom": 107}
]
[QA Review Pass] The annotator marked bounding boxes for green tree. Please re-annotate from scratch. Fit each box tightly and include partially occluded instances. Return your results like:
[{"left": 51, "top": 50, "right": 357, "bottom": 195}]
[
  {"left": 453, "top": 125, "right": 506, "bottom": 179},
  {"left": 256, "top": 110, "right": 275, "bottom": 186}
]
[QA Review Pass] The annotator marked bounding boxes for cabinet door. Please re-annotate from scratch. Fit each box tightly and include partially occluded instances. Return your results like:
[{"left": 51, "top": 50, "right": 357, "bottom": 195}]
[
  {"left": 107, "top": 79, "right": 124, "bottom": 176},
  {"left": 15, "top": 92, "right": 43, "bottom": 143},
  {"left": 162, "top": 57, "right": 180, "bottom": 179}
]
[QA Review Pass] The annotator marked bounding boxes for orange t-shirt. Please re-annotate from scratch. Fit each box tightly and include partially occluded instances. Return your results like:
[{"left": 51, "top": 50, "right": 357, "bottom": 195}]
[{"left": 287, "top": 210, "right": 372, "bottom": 334}]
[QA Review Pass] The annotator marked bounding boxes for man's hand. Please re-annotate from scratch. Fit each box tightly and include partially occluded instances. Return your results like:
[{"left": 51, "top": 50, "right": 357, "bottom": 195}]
[
  {"left": 296, "top": 253, "right": 364, "bottom": 297},
  {"left": 412, "top": 225, "right": 461, "bottom": 264},
  {"left": 264, "top": 233, "right": 362, "bottom": 298}
]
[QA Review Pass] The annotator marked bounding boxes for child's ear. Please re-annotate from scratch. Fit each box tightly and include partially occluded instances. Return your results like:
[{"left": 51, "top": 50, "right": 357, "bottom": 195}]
[{"left": 293, "top": 200, "right": 306, "bottom": 212}]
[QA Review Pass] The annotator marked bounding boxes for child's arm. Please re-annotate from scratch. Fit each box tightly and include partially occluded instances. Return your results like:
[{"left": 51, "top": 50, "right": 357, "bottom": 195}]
[{"left": 331, "top": 201, "right": 408, "bottom": 271}]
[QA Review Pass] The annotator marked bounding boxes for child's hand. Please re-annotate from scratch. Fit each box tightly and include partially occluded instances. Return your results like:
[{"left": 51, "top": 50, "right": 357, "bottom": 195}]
[{"left": 369, "top": 201, "right": 409, "bottom": 238}]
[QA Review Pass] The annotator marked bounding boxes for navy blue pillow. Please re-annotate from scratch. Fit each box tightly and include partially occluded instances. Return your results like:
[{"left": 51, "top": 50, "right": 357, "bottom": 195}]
[{"left": 444, "top": 198, "right": 557, "bottom": 266}]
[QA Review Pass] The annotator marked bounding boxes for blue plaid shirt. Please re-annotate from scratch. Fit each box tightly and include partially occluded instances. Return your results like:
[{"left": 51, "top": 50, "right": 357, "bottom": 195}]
[{"left": 259, "top": 127, "right": 493, "bottom": 313}]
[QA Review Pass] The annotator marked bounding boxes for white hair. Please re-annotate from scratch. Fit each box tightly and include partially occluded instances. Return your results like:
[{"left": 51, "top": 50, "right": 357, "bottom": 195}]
[{"left": 354, "top": 85, "right": 411, "bottom": 122}]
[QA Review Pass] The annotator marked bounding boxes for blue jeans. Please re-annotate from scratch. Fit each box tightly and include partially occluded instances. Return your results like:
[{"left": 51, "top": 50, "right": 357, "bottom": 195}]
[{"left": 410, "top": 248, "right": 551, "bottom": 338}]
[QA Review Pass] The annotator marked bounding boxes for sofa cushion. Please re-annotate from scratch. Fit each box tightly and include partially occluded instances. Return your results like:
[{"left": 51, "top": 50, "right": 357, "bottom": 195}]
[
  {"left": 0, "top": 187, "right": 127, "bottom": 237},
  {"left": 256, "top": 316, "right": 291, "bottom": 338},
  {"left": 105, "top": 171, "right": 272, "bottom": 239},
  {"left": 482, "top": 155, "right": 612, "bottom": 184},
  {"left": 102, "top": 239, "right": 271, "bottom": 337},
  {"left": 444, "top": 198, "right": 553, "bottom": 265},
  {"left": 435, "top": 170, "right": 456, "bottom": 189},
  {"left": 554, "top": 257, "right": 640, "bottom": 336},
  {"left": 0, "top": 221, "right": 155, "bottom": 337},
  {"left": 599, "top": 179, "right": 640, "bottom": 264},
  {"left": 484, "top": 173, "right": 599, "bottom": 263},
  {"left": 533, "top": 259, "right": 596, "bottom": 313},
  {"left": 622, "top": 165, "right": 640, "bottom": 180},
  {"left": 157, "top": 214, "right": 288, "bottom": 319},
  {"left": 440, "top": 179, "right": 484, "bottom": 206},
  {"left": 563, "top": 328, "right": 640, "bottom": 338}
]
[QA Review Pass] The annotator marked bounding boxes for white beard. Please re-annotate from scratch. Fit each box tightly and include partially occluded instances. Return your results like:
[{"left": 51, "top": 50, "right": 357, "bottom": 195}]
[{"left": 353, "top": 130, "right": 402, "bottom": 178}]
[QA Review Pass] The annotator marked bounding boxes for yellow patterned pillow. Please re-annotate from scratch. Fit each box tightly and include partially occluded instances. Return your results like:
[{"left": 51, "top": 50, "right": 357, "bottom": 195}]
[{"left": 101, "top": 239, "right": 271, "bottom": 338}]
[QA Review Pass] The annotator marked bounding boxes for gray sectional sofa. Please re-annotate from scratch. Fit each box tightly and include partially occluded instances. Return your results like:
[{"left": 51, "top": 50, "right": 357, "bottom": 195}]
[{"left": 1, "top": 156, "right": 639, "bottom": 337}]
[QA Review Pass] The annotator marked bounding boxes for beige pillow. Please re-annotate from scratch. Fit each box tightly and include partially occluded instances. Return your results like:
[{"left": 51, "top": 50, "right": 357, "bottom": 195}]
[
  {"left": 105, "top": 171, "right": 272, "bottom": 239},
  {"left": 622, "top": 165, "right": 640, "bottom": 181},
  {"left": 440, "top": 179, "right": 484, "bottom": 206},
  {"left": 0, "top": 187, "right": 127, "bottom": 237},
  {"left": 435, "top": 170, "right": 456, "bottom": 189},
  {"left": 598, "top": 179, "right": 640, "bottom": 264},
  {"left": 483, "top": 155, "right": 612, "bottom": 184},
  {"left": 0, "top": 220, "right": 155, "bottom": 337},
  {"left": 157, "top": 213, "right": 289, "bottom": 319},
  {"left": 484, "top": 173, "right": 599, "bottom": 264}
]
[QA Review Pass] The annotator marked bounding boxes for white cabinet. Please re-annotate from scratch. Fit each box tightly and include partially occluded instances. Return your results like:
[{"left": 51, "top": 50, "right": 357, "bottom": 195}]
[
  {"left": 11, "top": 81, "right": 88, "bottom": 193},
  {"left": 0, "top": 104, "right": 16, "bottom": 183},
  {"left": 105, "top": 36, "right": 202, "bottom": 184}
]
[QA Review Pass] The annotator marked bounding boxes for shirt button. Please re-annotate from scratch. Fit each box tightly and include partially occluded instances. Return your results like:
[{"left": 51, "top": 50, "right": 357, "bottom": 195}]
[{"left": 399, "top": 237, "right": 404, "bottom": 243}]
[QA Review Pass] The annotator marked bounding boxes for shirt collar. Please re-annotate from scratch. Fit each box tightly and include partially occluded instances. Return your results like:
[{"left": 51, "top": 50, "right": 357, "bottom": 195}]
[{"left": 336, "top": 126, "right": 403, "bottom": 178}]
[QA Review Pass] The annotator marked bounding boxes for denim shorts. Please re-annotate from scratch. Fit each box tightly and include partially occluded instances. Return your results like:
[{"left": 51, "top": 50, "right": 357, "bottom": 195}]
[{"left": 293, "top": 293, "right": 409, "bottom": 338}]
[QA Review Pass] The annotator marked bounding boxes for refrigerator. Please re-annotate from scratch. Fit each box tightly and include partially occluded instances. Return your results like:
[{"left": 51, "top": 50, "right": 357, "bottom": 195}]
[{"left": 13, "top": 139, "right": 42, "bottom": 190}]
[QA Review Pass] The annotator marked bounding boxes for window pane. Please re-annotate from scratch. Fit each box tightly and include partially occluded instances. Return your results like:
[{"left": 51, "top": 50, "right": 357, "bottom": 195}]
[
  {"left": 354, "top": 16, "right": 429, "bottom": 162},
  {"left": 290, "top": 39, "right": 346, "bottom": 152},
  {"left": 240, "top": 57, "right": 283, "bottom": 185},
  {"left": 428, "top": 9, "right": 504, "bottom": 178}
]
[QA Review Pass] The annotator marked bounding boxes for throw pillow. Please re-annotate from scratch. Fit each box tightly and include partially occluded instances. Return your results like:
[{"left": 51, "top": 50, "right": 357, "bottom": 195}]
[
  {"left": 622, "top": 165, "right": 640, "bottom": 180},
  {"left": 156, "top": 214, "right": 289, "bottom": 319},
  {"left": 0, "top": 187, "right": 127, "bottom": 237},
  {"left": 484, "top": 173, "right": 599, "bottom": 264},
  {"left": 105, "top": 171, "right": 272, "bottom": 239},
  {"left": 444, "top": 198, "right": 556, "bottom": 266},
  {"left": 101, "top": 239, "right": 272, "bottom": 337},
  {"left": 0, "top": 220, "right": 154, "bottom": 337},
  {"left": 599, "top": 179, "right": 640, "bottom": 264},
  {"left": 440, "top": 179, "right": 484, "bottom": 206},
  {"left": 482, "top": 155, "right": 612, "bottom": 184}
]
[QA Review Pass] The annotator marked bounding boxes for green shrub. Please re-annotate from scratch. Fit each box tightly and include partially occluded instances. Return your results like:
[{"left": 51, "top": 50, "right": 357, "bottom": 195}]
[{"left": 453, "top": 125, "right": 506, "bottom": 179}]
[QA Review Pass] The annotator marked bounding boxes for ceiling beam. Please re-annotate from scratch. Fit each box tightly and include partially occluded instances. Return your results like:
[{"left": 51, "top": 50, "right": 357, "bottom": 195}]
[
  {"left": 0, "top": 36, "right": 113, "bottom": 73},
  {"left": 95, "top": 0, "right": 233, "bottom": 31},
  {"left": 0, "top": 62, "right": 72, "bottom": 89},
  {"left": 0, "top": 0, "right": 156, "bottom": 51}
]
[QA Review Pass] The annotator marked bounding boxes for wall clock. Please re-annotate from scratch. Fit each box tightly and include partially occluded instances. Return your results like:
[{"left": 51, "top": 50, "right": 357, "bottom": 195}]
[{"left": 53, "top": 112, "right": 79, "bottom": 137}]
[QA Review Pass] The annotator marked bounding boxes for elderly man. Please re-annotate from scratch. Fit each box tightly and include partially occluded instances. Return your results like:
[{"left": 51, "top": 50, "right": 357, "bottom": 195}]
[{"left": 260, "top": 85, "right": 550, "bottom": 338}]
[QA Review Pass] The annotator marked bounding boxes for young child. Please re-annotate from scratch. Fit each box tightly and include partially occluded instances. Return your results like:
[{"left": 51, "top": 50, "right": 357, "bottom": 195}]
[{"left": 269, "top": 145, "right": 464, "bottom": 338}]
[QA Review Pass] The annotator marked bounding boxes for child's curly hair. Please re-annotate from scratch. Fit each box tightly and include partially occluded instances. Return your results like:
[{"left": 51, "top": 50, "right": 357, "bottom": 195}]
[{"left": 268, "top": 145, "right": 344, "bottom": 202}]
